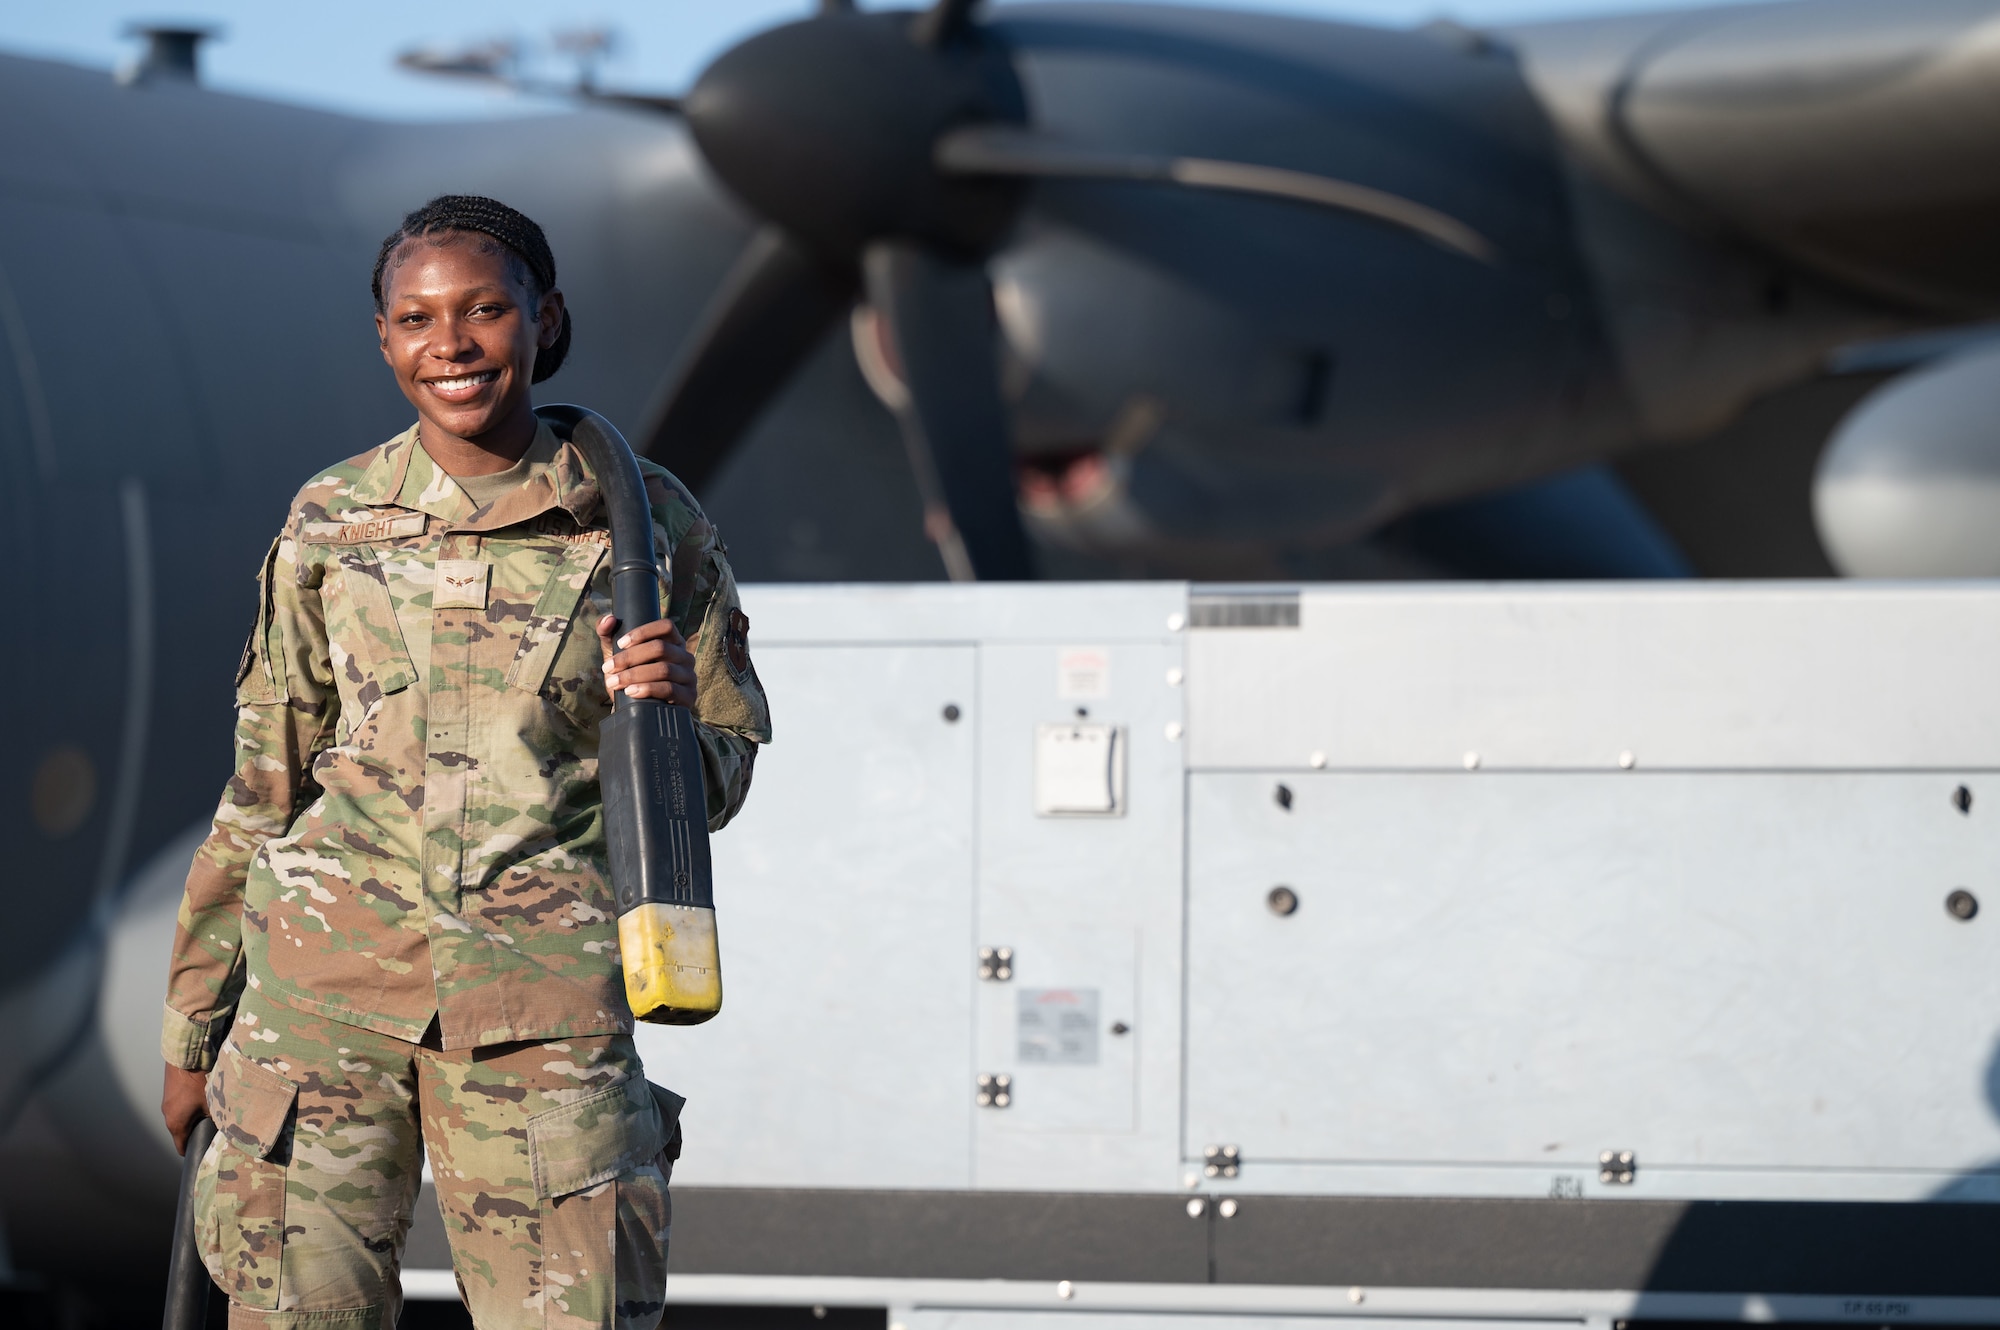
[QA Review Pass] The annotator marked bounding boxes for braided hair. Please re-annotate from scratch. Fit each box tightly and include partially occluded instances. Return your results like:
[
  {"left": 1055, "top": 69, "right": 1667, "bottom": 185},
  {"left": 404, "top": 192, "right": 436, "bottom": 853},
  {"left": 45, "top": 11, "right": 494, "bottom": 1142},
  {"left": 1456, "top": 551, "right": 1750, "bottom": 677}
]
[{"left": 371, "top": 195, "right": 573, "bottom": 383}]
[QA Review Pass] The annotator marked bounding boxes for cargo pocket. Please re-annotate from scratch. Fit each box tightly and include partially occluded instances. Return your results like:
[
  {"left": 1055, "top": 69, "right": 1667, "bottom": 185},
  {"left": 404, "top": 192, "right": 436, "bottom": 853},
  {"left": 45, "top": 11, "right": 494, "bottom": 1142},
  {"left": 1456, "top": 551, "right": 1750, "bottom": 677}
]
[
  {"left": 201, "top": 1045, "right": 300, "bottom": 1309},
  {"left": 529, "top": 1074, "right": 672, "bottom": 1329},
  {"left": 526, "top": 1073, "right": 664, "bottom": 1200}
]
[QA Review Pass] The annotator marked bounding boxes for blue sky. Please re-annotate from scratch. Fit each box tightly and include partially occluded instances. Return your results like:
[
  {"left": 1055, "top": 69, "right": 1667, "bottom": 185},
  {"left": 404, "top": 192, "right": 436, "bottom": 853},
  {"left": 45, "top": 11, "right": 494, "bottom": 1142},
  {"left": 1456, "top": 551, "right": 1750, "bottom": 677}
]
[{"left": 1, "top": 0, "right": 1713, "bottom": 120}]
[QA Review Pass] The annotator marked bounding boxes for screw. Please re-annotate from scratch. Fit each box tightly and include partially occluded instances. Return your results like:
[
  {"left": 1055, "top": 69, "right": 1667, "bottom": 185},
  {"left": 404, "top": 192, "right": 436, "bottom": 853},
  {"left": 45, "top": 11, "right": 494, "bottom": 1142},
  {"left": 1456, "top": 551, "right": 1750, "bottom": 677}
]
[
  {"left": 812, "top": 1309, "right": 827, "bottom": 1321},
  {"left": 1167, "top": 612, "right": 1186, "bottom": 632},
  {"left": 1218, "top": 1198, "right": 1239, "bottom": 1219},
  {"left": 1955, "top": 785, "right": 1973, "bottom": 815},
  {"left": 1463, "top": 751, "right": 1481, "bottom": 770},
  {"left": 1948, "top": 889, "right": 1979, "bottom": 921},
  {"left": 1166, "top": 667, "right": 1185, "bottom": 686},
  {"left": 1349, "top": 1288, "right": 1366, "bottom": 1305},
  {"left": 1618, "top": 751, "right": 1636, "bottom": 770},
  {"left": 1309, "top": 750, "right": 1327, "bottom": 769},
  {"left": 1110, "top": 1021, "right": 1130, "bottom": 1036},
  {"left": 1274, "top": 783, "right": 1293, "bottom": 810},
  {"left": 942, "top": 703, "right": 961, "bottom": 723},
  {"left": 1268, "top": 886, "right": 1299, "bottom": 917},
  {"left": 1186, "top": 1198, "right": 1206, "bottom": 1218},
  {"left": 1165, "top": 721, "right": 1184, "bottom": 741},
  {"left": 1057, "top": 1281, "right": 1074, "bottom": 1300}
]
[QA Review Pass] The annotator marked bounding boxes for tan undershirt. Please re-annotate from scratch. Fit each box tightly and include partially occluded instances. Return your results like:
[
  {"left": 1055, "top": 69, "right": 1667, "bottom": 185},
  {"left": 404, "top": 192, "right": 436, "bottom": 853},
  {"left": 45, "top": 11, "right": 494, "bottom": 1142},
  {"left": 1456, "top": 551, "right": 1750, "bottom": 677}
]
[{"left": 428, "top": 423, "right": 561, "bottom": 508}]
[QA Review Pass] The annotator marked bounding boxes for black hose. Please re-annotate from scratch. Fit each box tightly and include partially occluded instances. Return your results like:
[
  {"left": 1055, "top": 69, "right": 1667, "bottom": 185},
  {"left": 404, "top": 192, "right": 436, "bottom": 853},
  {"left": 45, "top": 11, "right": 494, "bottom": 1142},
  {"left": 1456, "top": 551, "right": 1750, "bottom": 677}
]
[
  {"left": 535, "top": 404, "right": 661, "bottom": 635},
  {"left": 161, "top": 1115, "right": 215, "bottom": 1330},
  {"left": 534, "top": 405, "right": 715, "bottom": 952}
]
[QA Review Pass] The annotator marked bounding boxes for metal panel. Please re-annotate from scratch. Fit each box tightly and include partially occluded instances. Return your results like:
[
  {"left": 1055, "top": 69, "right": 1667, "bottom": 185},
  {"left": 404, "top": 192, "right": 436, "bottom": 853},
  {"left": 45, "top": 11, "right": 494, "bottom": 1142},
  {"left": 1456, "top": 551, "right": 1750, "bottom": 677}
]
[
  {"left": 635, "top": 644, "right": 978, "bottom": 1189},
  {"left": 1185, "top": 770, "right": 2000, "bottom": 1185},
  {"left": 1187, "top": 586, "right": 2000, "bottom": 770},
  {"left": 974, "top": 641, "right": 1187, "bottom": 1188}
]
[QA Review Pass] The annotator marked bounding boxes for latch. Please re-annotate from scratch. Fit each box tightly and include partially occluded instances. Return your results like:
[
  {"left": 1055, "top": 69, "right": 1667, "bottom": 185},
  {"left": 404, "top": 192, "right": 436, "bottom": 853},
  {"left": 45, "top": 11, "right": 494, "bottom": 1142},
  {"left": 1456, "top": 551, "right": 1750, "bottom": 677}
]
[
  {"left": 977, "top": 1073, "right": 1013, "bottom": 1109},
  {"left": 1203, "top": 1144, "right": 1241, "bottom": 1179},
  {"left": 978, "top": 946, "right": 1014, "bottom": 981},
  {"left": 1598, "top": 1150, "right": 1636, "bottom": 1184}
]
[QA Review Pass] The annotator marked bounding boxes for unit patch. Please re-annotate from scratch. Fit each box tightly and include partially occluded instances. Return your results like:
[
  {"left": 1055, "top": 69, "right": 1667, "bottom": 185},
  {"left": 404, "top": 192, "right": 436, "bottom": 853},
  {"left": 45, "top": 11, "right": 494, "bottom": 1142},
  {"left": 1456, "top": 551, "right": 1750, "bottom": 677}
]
[
  {"left": 725, "top": 608, "right": 751, "bottom": 681},
  {"left": 434, "top": 560, "right": 491, "bottom": 610}
]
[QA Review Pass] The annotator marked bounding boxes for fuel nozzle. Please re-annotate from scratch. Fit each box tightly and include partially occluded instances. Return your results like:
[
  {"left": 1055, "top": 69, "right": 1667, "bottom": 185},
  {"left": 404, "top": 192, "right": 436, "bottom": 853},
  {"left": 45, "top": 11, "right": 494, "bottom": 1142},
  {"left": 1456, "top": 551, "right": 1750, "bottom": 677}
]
[{"left": 538, "top": 404, "right": 721, "bottom": 1026}]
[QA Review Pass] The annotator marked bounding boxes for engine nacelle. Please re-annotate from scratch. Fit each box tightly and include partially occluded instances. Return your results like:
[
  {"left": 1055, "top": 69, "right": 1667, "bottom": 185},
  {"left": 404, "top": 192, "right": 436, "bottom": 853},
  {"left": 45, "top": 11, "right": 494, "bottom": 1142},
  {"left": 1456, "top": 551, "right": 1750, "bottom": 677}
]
[{"left": 1814, "top": 341, "right": 2000, "bottom": 577}]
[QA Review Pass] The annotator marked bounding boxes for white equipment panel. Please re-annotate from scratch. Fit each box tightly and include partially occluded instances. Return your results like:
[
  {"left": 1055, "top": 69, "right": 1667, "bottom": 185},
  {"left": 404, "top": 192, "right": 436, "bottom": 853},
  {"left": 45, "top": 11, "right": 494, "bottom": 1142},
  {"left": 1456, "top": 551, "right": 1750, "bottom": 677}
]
[
  {"left": 627, "top": 581, "right": 2000, "bottom": 1204},
  {"left": 638, "top": 641, "right": 979, "bottom": 1189},
  {"left": 1186, "top": 769, "right": 2000, "bottom": 1189}
]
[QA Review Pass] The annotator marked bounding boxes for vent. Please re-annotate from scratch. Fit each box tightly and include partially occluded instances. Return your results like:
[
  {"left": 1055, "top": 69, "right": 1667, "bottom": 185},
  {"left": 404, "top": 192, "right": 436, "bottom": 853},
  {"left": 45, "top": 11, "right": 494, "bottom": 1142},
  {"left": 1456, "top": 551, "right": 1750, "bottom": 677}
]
[{"left": 1189, "top": 589, "right": 1300, "bottom": 629}]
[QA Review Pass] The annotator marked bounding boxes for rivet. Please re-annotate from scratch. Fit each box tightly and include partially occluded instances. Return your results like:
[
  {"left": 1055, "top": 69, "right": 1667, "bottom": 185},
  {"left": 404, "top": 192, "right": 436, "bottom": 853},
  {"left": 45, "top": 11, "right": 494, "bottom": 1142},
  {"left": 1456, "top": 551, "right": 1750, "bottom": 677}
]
[
  {"left": 1274, "top": 783, "right": 1293, "bottom": 810},
  {"left": 1463, "top": 751, "right": 1481, "bottom": 770},
  {"left": 1948, "top": 889, "right": 1979, "bottom": 921},
  {"left": 1267, "top": 886, "right": 1299, "bottom": 917},
  {"left": 942, "top": 703, "right": 961, "bottom": 723},
  {"left": 1057, "top": 1280, "right": 1075, "bottom": 1300},
  {"left": 1218, "top": 1198, "right": 1239, "bottom": 1219},
  {"left": 1183, "top": 1171, "right": 1200, "bottom": 1188},
  {"left": 812, "top": 1309, "right": 827, "bottom": 1321},
  {"left": 1954, "top": 785, "right": 1973, "bottom": 815},
  {"left": 1166, "top": 667, "right": 1185, "bottom": 686},
  {"left": 1349, "top": 1288, "right": 1366, "bottom": 1304},
  {"left": 1618, "top": 751, "right": 1635, "bottom": 770},
  {"left": 1309, "top": 751, "right": 1327, "bottom": 769},
  {"left": 1166, "top": 612, "right": 1186, "bottom": 632},
  {"left": 1186, "top": 1198, "right": 1206, "bottom": 1217},
  {"left": 1165, "top": 721, "right": 1184, "bottom": 741}
]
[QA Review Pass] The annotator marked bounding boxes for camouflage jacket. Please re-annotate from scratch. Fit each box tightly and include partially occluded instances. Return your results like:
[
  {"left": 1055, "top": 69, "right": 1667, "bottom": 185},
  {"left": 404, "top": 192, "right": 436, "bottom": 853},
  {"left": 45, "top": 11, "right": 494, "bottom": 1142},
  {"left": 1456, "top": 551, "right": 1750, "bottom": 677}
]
[{"left": 161, "top": 421, "right": 771, "bottom": 1070}]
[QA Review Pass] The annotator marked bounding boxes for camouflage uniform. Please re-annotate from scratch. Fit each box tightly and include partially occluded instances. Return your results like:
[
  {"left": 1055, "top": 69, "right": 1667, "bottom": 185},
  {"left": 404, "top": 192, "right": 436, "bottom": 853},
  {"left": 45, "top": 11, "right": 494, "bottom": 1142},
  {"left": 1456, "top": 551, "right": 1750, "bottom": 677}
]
[
  {"left": 198, "top": 986, "right": 678, "bottom": 1329},
  {"left": 162, "top": 421, "right": 770, "bottom": 1328}
]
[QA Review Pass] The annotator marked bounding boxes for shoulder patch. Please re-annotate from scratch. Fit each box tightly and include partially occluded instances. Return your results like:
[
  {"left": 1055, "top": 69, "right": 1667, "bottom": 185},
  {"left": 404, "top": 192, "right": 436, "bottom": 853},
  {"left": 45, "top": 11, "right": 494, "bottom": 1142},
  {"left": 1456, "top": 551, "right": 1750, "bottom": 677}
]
[
  {"left": 235, "top": 625, "right": 257, "bottom": 687},
  {"left": 725, "top": 608, "right": 752, "bottom": 681}
]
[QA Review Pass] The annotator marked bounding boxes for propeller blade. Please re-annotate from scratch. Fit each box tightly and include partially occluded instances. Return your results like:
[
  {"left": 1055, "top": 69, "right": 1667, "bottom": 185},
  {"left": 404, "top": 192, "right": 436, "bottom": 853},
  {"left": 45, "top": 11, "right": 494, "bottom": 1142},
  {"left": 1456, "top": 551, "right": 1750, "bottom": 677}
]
[
  {"left": 637, "top": 227, "right": 858, "bottom": 488},
  {"left": 936, "top": 125, "right": 1498, "bottom": 263},
  {"left": 585, "top": 91, "right": 682, "bottom": 115},
  {"left": 863, "top": 241, "right": 1035, "bottom": 581}
]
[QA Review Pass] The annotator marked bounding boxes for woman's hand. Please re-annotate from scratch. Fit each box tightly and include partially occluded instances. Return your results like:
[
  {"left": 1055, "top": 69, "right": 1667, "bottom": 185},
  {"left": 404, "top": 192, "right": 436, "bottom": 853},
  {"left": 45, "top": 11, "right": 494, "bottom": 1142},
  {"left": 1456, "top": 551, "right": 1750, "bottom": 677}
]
[
  {"left": 597, "top": 615, "right": 698, "bottom": 709},
  {"left": 162, "top": 1063, "right": 208, "bottom": 1156}
]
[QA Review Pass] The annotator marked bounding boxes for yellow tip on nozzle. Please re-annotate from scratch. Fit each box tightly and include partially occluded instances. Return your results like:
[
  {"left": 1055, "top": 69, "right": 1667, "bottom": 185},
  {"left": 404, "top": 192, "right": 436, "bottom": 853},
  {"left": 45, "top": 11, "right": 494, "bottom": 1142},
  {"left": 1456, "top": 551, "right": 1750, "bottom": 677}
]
[{"left": 619, "top": 902, "right": 723, "bottom": 1025}]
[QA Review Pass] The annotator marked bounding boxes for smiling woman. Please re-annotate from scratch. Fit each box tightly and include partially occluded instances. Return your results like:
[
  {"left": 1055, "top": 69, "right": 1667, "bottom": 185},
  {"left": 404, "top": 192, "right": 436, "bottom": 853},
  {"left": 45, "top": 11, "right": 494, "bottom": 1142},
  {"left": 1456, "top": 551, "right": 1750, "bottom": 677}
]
[
  {"left": 153, "top": 194, "right": 771, "bottom": 1330},
  {"left": 371, "top": 195, "right": 573, "bottom": 471}
]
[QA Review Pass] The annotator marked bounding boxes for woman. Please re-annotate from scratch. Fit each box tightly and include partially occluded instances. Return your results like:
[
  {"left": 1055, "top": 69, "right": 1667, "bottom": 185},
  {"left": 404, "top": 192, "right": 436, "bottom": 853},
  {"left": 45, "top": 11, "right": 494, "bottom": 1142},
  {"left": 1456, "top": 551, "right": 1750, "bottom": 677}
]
[{"left": 158, "top": 195, "right": 770, "bottom": 1329}]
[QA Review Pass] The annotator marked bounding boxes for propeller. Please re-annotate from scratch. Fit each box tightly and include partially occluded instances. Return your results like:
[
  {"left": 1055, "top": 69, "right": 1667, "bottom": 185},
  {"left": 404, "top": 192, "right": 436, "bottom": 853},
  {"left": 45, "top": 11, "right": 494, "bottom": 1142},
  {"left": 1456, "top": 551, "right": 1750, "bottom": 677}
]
[
  {"left": 407, "top": 1, "right": 1498, "bottom": 579},
  {"left": 656, "top": 0, "right": 1036, "bottom": 579}
]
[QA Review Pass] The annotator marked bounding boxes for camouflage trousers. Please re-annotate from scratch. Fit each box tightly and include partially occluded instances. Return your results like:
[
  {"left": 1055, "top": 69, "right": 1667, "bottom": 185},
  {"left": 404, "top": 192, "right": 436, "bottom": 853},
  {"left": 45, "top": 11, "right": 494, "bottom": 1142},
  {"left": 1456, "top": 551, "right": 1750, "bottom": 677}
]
[{"left": 196, "top": 985, "right": 678, "bottom": 1329}]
